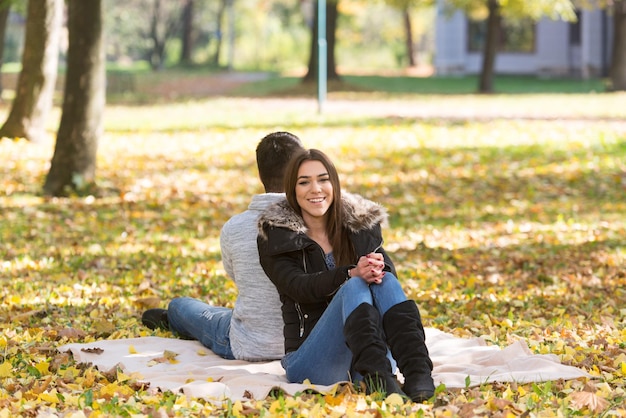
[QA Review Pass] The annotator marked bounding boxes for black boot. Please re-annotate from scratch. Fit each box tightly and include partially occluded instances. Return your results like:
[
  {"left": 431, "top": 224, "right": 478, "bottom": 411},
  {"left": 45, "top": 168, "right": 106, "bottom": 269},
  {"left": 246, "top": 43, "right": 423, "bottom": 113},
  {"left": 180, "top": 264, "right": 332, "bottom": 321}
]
[
  {"left": 344, "top": 303, "right": 405, "bottom": 398},
  {"left": 142, "top": 308, "right": 169, "bottom": 330},
  {"left": 383, "top": 300, "right": 435, "bottom": 403}
]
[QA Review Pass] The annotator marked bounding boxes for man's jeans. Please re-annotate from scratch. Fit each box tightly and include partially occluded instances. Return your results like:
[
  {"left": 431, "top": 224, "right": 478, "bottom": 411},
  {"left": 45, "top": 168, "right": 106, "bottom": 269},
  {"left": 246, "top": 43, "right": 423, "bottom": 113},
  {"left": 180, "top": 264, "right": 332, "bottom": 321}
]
[
  {"left": 167, "top": 297, "right": 235, "bottom": 360},
  {"left": 281, "top": 273, "right": 405, "bottom": 385}
]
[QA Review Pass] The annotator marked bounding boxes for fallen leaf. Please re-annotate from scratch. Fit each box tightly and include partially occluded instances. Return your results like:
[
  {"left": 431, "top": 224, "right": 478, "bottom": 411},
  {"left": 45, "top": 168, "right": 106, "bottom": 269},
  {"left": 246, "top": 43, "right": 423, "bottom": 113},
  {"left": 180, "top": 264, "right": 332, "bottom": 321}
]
[
  {"left": 134, "top": 297, "right": 161, "bottom": 309},
  {"left": 57, "top": 327, "right": 87, "bottom": 340},
  {"left": 81, "top": 347, "right": 104, "bottom": 355},
  {"left": 570, "top": 391, "right": 610, "bottom": 413}
]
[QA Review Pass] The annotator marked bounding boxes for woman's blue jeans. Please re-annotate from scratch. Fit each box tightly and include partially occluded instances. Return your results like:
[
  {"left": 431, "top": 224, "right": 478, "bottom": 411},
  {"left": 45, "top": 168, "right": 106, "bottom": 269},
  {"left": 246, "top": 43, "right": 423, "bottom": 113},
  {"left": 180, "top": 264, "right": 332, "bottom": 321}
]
[
  {"left": 167, "top": 297, "right": 235, "bottom": 360},
  {"left": 281, "top": 273, "right": 407, "bottom": 385}
]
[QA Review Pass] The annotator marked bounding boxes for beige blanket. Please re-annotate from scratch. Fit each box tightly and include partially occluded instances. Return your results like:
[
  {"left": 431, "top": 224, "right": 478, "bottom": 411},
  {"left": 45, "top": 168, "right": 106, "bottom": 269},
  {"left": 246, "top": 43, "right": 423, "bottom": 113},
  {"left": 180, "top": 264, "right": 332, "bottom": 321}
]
[{"left": 59, "top": 328, "right": 590, "bottom": 402}]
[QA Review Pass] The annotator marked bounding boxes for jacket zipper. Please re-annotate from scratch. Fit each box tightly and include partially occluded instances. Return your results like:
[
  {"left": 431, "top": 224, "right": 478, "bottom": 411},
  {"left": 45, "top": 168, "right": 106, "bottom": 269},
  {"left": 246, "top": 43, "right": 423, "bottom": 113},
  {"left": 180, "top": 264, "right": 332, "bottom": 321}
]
[
  {"left": 297, "top": 250, "right": 308, "bottom": 338},
  {"left": 295, "top": 302, "right": 305, "bottom": 337}
]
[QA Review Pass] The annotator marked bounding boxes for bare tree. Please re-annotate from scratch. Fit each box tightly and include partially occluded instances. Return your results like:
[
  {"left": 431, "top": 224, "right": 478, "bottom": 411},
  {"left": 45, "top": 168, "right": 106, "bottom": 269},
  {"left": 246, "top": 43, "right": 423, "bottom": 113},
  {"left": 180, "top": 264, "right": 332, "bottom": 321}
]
[
  {"left": 479, "top": 0, "right": 500, "bottom": 93},
  {"left": 402, "top": 8, "right": 416, "bottom": 67},
  {"left": 385, "top": 0, "right": 434, "bottom": 68},
  {"left": 303, "top": 0, "right": 340, "bottom": 83},
  {"left": 0, "top": 0, "right": 62, "bottom": 143},
  {"left": 609, "top": 0, "right": 626, "bottom": 90},
  {"left": 146, "top": 0, "right": 183, "bottom": 70},
  {"left": 43, "top": 0, "right": 105, "bottom": 197},
  {"left": 212, "top": 0, "right": 229, "bottom": 66},
  {"left": 179, "top": 0, "right": 195, "bottom": 65}
]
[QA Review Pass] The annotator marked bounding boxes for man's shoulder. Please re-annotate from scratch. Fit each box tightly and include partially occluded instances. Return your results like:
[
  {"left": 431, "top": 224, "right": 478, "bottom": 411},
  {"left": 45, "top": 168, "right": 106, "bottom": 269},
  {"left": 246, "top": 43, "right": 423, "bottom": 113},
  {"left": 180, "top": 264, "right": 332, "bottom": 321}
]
[
  {"left": 224, "top": 194, "right": 285, "bottom": 226},
  {"left": 221, "top": 211, "right": 255, "bottom": 236}
]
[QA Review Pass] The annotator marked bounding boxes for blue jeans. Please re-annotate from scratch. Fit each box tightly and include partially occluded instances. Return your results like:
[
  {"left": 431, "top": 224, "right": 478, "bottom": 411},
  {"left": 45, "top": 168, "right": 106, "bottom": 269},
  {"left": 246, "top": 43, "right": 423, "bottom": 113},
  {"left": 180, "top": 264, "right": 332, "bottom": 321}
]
[
  {"left": 281, "top": 273, "right": 406, "bottom": 385},
  {"left": 167, "top": 297, "right": 235, "bottom": 360}
]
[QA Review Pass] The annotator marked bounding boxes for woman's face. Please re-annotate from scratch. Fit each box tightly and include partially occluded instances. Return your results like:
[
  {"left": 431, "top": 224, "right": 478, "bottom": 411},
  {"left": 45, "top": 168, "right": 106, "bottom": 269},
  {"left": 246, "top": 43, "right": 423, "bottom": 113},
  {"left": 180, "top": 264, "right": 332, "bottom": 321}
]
[{"left": 295, "top": 159, "right": 334, "bottom": 222}]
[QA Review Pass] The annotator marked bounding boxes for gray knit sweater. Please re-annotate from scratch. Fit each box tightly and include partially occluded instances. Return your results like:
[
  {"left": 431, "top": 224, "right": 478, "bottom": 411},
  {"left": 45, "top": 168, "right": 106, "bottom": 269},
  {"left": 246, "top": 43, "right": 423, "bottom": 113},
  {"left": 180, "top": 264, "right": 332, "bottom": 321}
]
[{"left": 220, "top": 193, "right": 285, "bottom": 361}]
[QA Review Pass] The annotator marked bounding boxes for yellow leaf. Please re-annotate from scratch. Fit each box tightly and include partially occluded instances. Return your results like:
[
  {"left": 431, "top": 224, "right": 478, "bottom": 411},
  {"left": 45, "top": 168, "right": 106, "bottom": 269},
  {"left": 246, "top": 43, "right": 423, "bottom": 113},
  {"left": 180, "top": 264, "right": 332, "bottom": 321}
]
[
  {"left": 385, "top": 392, "right": 405, "bottom": 406},
  {"left": 0, "top": 362, "right": 12, "bottom": 378},
  {"left": 35, "top": 361, "right": 50, "bottom": 375},
  {"left": 134, "top": 297, "right": 161, "bottom": 309},
  {"left": 174, "top": 395, "right": 189, "bottom": 407},
  {"left": 38, "top": 391, "right": 60, "bottom": 404},
  {"left": 502, "top": 386, "right": 515, "bottom": 400},
  {"left": 93, "top": 320, "right": 115, "bottom": 334},
  {"left": 269, "top": 399, "right": 282, "bottom": 414},
  {"left": 117, "top": 370, "right": 131, "bottom": 382},
  {"left": 231, "top": 400, "right": 243, "bottom": 417},
  {"left": 613, "top": 353, "right": 626, "bottom": 369},
  {"left": 324, "top": 393, "right": 343, "bottom": 406},
  {"left": 309, "top": 403, "right": 323, "bottom": 415},
  {"left": 100, "top": 382, "right": 134, "bottom": 398},
  {"left": 163, "top": 350, "right": 177, "bottom": 359}
]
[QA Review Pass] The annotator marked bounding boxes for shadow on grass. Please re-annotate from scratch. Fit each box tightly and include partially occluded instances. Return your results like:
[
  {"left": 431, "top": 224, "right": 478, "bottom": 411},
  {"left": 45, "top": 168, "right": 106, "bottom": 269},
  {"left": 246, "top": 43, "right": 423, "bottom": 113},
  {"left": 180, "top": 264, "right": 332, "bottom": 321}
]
[{"left": 106, "top": 72, "right": 609, "bottom": 105}]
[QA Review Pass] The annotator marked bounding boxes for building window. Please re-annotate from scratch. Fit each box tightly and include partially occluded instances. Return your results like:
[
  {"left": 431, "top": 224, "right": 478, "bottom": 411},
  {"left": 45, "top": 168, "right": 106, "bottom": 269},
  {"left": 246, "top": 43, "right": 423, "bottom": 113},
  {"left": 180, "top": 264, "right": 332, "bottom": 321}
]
[{"left": 467, "top": 18, "right": 536, "bottom": 53}]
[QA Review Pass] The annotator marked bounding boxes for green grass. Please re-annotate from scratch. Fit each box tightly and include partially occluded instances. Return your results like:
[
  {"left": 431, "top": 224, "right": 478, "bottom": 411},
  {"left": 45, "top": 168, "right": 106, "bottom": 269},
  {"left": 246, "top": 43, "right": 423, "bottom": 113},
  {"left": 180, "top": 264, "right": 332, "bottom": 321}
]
[
  {"left": 343, "top": 74, "right": 607, "bottom": 94},
  {"left": 231, "top": 73, "right": 608, "bottom": 96}
]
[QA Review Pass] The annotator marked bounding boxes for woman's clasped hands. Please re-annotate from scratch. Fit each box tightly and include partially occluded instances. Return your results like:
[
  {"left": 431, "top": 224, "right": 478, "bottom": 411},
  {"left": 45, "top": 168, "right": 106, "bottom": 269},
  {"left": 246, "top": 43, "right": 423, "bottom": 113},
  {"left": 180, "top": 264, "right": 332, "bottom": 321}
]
[{"left": 351, "top": 252, "right": 385, "bottom": 285}]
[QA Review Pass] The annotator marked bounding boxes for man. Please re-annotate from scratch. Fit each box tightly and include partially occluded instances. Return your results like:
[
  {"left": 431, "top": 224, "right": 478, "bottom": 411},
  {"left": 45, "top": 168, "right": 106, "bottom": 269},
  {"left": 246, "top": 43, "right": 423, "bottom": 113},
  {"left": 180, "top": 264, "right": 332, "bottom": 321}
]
[{"left": 142, "top": 131, "right": 304, "bottom": 361}]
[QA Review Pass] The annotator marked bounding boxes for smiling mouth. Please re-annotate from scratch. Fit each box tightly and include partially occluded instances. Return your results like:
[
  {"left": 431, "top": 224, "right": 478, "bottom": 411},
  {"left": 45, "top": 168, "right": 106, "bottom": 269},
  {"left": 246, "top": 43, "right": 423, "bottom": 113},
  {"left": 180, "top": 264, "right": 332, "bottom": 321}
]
[{"left": 309, "top": 197, "right": 325, "bottom": 203}]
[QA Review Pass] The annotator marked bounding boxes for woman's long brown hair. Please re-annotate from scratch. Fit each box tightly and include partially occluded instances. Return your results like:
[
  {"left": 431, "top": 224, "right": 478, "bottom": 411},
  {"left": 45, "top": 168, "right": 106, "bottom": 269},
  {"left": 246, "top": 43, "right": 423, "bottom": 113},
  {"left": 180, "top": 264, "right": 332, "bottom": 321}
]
[{"left": 284, "top": 149, "right": 355, "bottom": 266}]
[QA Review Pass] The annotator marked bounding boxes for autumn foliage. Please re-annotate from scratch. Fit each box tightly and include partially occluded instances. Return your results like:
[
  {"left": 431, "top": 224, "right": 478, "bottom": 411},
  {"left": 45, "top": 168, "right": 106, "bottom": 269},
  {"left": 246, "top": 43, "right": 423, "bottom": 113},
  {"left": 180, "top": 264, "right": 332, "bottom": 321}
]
[{"left": 1, "top": 95, "right": 625, "bottom": 416}]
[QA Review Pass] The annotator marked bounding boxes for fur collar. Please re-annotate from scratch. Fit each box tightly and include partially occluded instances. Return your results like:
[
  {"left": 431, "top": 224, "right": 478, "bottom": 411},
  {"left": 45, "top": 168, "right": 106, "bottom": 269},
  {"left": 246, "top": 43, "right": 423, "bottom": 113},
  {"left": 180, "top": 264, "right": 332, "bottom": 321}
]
[{"left": 258, "top": 192, "right": 387, "bottom": 239}]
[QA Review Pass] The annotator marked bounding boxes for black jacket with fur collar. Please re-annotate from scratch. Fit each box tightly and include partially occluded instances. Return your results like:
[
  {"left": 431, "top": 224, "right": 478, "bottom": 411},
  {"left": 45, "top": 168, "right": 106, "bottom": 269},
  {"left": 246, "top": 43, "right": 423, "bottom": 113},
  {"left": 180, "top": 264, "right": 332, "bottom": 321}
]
[{"left": 257, "top": 192, "right": 397, "bottom": 353}]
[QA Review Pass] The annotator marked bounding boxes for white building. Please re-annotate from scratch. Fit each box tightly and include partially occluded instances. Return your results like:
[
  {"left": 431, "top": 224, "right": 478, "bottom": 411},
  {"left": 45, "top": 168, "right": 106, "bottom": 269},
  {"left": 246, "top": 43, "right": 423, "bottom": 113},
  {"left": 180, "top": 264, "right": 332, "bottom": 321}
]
[{"left": 434, "top": 2, "right": 613, "bottom": 78}]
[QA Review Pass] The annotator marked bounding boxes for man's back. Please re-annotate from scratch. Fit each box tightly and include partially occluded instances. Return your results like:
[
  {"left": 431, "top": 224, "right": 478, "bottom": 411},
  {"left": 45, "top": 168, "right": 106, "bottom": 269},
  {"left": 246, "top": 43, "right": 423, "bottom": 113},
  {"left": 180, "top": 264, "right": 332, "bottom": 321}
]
[{"left": 220, "top": 193, "right": 285, "bottom": 361}]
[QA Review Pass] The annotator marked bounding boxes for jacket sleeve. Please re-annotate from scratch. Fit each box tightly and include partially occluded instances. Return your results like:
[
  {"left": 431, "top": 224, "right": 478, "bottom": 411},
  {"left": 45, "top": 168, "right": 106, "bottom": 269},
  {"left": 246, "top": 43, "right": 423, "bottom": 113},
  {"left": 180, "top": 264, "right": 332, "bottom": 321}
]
[
  {"left": 379, "top": 246, "right": 397, "bottom": 278},
  {"left": 257, "top": 232, "right": 349, "bottom": 304}
]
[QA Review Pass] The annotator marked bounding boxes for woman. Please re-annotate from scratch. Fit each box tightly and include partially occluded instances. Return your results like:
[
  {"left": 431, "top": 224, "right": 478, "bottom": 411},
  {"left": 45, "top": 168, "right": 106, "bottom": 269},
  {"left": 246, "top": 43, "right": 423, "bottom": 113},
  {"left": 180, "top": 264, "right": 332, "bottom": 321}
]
[{"left": 257, "top": 149, "right": 435, "bottom": 403}]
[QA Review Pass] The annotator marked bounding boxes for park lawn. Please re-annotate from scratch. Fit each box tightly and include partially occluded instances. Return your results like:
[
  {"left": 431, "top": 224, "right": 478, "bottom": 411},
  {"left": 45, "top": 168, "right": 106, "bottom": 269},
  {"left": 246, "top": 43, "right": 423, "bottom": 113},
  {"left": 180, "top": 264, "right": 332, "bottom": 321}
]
[
  {"left": 230, "top": 73, "right": 607, "bottom": 96},
  {"left": 1, "top": 90, "right": 625, "bottom": 416}
]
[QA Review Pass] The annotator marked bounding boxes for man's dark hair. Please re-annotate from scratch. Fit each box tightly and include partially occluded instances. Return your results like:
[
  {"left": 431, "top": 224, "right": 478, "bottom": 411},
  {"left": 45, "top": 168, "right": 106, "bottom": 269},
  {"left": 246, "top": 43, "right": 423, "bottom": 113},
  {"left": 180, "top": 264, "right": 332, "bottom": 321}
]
[{"left": 256, "top": 131, "right": 304, "bottom": 193}]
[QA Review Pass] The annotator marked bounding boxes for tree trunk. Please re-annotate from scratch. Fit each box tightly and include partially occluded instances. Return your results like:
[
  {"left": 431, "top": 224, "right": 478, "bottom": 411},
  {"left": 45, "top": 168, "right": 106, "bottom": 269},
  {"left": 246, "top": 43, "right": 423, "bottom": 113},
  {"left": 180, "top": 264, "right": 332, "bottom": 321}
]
[
  {"left": 147, "top": 0, "right": 183, "bottom": 71},
  {"left": 403, "top": 7, "right": 416, "bottom": 67},
  {"left": 303, "top": 0, "right": 340, "bottom": 83},
  {"left": 609, "top": 0, "right": 626, "bottom": 91},
  {"left": 43, "top": 0, "right": 105, "bottom": 197},
  {"left": 0, "top": 5, "right": 11, "bottom": 100},
  {"left": 179, "top": 0, "right": 194, "bottom": 65},
  {"left": 478, "top": 0, "right": 500, "bottom": 93},
  {"left": 149, "top": 0, "right": 165, "bottom": 70},
  {"left": 212, "top": 0, "right": 228, "bottom": 66},
  {"left": 0, "top": 0, "right": 62, "bottom": 143}
]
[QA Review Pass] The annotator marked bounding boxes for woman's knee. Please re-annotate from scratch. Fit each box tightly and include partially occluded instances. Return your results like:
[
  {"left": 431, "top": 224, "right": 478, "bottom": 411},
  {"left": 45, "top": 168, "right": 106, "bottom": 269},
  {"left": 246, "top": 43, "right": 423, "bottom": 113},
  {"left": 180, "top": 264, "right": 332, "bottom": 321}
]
[
  {"left": 370, "top": 273, "right": 407, "bottom": 314},
  {"left": 341, "top": 277, "right": 370, "bottom": 293}
]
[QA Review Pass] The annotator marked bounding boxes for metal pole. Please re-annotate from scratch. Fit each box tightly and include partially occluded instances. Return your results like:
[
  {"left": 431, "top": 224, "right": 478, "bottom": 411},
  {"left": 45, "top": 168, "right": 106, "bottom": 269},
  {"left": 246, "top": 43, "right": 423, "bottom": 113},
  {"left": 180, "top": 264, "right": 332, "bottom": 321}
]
[{"left": 317, "top": 0, "right": 327, "bottom": 113}]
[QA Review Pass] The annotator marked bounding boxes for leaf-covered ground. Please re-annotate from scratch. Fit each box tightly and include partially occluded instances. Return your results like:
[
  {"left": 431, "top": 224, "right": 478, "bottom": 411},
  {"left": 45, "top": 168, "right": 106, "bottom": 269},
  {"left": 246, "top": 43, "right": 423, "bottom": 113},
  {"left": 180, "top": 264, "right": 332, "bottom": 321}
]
[{"left": 1, "top": 94, "right": 626, "bottom": 417}]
